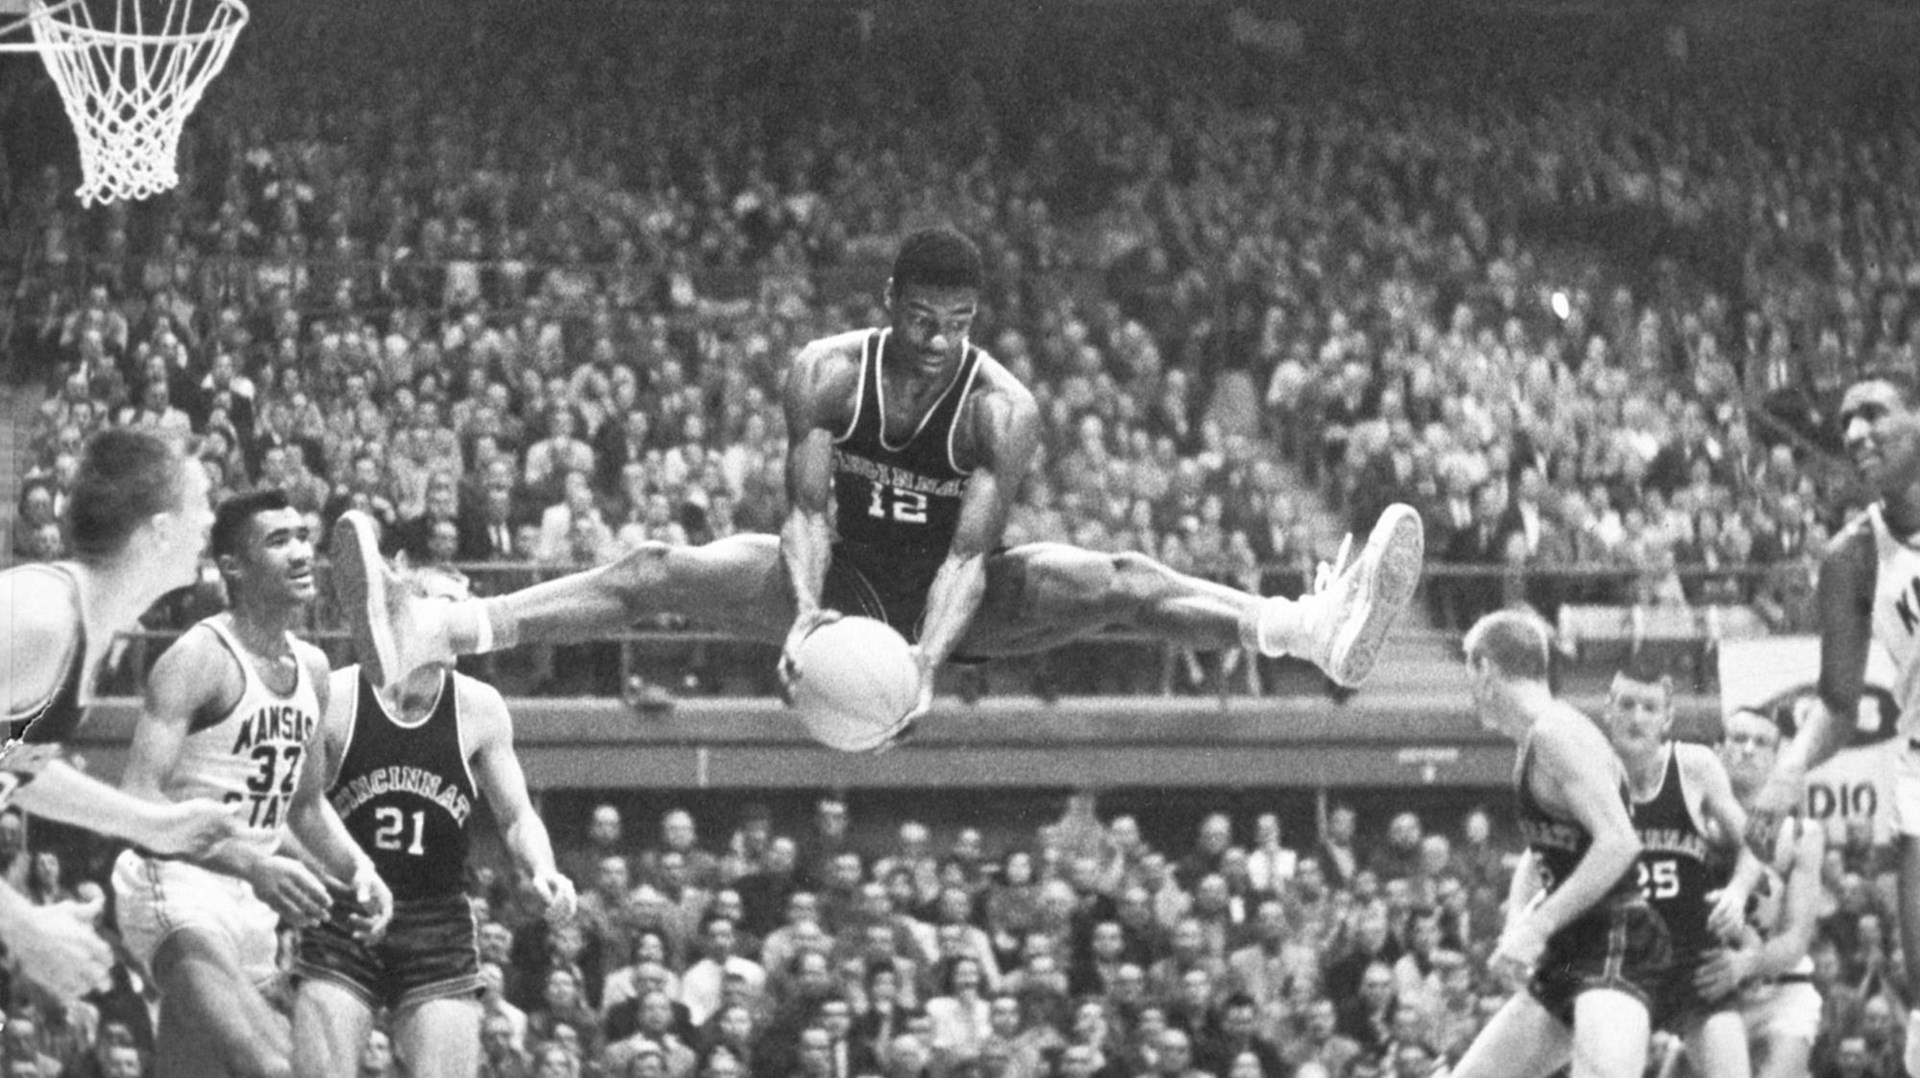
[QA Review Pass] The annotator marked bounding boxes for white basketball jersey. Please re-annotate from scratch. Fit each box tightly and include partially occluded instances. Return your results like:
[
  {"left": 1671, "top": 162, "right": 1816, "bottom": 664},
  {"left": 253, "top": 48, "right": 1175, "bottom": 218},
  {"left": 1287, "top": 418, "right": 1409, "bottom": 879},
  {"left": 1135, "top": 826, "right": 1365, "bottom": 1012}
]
[
  {"left": 166, "top": 616, "right": 321, "bottom": 854},
  {"left": 1866, "top": 504, "right": 1920, "bottom": 737}
]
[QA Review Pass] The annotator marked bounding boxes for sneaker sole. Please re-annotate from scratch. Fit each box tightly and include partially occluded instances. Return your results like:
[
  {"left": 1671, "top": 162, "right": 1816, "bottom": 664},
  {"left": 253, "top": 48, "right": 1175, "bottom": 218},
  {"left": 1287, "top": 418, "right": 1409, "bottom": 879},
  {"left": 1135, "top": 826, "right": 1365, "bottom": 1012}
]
[
  {"left": 1327, "top": 504, "right": 1426, "bottom": 687},
  {"left": 330, "top": 512, "right": 399, "bottom": 689}
]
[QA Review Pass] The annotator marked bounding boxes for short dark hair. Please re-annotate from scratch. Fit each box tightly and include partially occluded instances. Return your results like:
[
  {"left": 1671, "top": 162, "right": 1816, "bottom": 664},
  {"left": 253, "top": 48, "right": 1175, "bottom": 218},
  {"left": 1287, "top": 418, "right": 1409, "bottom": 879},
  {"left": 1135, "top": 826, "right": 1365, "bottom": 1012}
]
[
  {"left": 1613, "top": 654, "right": 1673, "bottom": 694},
  {"left": 1851, "top": 362, "right": 1920, "bottom": 407},
  {"left": 891, "top": 228, "right": 984, "bottom": 293},
  {"left": 211, "top": 489, "right": 292, "bottom": 561},
  {"left": 1463, "top": 609, "right": 1552, "bottom": 681},
  {"left": 68, "top": 429, "right": 187, "bottom": 559}
]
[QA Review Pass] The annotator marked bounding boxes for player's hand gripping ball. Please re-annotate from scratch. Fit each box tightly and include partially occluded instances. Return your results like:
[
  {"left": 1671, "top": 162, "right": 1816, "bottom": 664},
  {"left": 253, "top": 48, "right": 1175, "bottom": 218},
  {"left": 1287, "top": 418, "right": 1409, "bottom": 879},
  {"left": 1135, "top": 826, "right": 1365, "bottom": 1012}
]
[{"left": 788, "top": 616, "right": 921, "bottom": 753}]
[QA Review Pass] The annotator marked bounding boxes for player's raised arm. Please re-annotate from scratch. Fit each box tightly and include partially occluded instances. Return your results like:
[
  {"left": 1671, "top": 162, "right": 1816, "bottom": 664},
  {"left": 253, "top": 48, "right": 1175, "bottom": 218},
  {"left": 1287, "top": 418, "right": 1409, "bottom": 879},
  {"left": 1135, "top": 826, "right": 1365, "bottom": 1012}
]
[
  {"left": 1522, "top": 714, "right": 1642, "bottom": 941},
  {"left": 123, "top": 627, "right": 332, "bottom": 925},
  {"left": 779, "top": 341, "right": 854, "bottom": 682},
  {"left": 463, "top": 677, "right": 575, "bottom": 922},
  {"left": 912, "top": 385, "right": 1040, "bottom": 690},
  {"left": 1752, "top": 525, "right": 1874, "bottom": 850}
]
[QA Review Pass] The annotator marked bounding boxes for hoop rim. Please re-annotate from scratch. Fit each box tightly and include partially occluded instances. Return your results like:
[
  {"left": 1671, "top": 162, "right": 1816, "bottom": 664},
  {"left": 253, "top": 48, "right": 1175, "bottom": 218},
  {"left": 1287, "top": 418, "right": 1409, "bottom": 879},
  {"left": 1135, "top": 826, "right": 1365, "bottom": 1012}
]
[{"left": 10, "top": 0, "right": 248, "bottom": 51}]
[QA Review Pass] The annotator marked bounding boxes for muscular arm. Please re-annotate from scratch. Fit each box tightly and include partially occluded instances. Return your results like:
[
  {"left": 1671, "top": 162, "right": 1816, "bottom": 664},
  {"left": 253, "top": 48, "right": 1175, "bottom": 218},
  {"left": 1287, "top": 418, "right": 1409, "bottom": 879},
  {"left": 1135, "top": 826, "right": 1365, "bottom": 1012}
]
[
  {"left": 1680, "top": 744, "right": 1768, "bottom": 939},
  {"left": 1530, "top": 712, "right": 1642, "bottom": 937},
  {"left": 916, "top": 389, "right": 1040, "bottom": 671},
  {"left": 284, "top": 651, "right": 373, "bottom": 887},
  {"left": 464, "top": 679, "right": 559, "bottom": 882},
  {"left": 119, "top": 627, "right": 268, "bottom": 877},
  {"left": 1505, "top": 848, "right": 1543, "bottom": 924},
  {"left": 1782, "top": 527, "right": 1875, "bottom": 780},
  {"left": 780, "top": 343, "right": 846, "bottom": 625}
]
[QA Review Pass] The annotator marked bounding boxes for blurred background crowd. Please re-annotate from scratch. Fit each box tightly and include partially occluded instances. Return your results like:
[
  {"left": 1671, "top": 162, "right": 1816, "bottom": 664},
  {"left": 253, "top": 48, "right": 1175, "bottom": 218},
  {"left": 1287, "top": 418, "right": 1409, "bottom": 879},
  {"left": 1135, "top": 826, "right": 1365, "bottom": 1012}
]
[
  {"left": 3, "top": 0, "right": 1919, "bottom": 1073},
  {"left": 1, "top": 787, "right": 1908, "bottom": 1078}
]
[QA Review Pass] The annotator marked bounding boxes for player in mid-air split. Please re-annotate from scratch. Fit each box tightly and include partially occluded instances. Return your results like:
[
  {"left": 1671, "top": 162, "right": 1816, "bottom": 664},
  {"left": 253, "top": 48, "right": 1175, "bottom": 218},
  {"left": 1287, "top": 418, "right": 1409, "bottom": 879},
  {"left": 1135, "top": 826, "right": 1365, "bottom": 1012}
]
[
  {"left": 1, "top": 428, "right": 249, "bottom": 1001},
  {"left": 1704, "top": 708, "right": 1823, "bottom": 1078},
  {"left": 1451, "top": 611, "right": 1667, "bottom": 1078},
  {"left": 1744, "top": 363, "right": 1920, "bottom": 1075},
  {"left": 114, "top": 490, "right": 394, "bottom": 1078},
  {"left": 332, "top": 228, "right": 1426, "bottom": 745},
  {"left": 292, "top": 563, "right": 577, "bottom": 1078},
  {"left": 1600, "top": 661, "right": 1759, "bottom": 1078}
]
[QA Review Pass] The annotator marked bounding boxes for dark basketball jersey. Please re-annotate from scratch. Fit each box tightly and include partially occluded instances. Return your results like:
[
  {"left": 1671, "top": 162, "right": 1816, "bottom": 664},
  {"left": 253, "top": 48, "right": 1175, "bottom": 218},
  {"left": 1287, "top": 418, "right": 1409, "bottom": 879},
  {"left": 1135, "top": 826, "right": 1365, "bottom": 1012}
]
[
  {"left": 830, "top": 328, "right": 981, "bottom": 581},
  {"left": 1631, "top": 747, "right": 1719, "bottom": 959},
  {"left": 1515, "top": 738, "right": 1640, "bottom": 902},
  {"left": 328, "top": 670, "right": 479, "bottom": 902},
  {"left": 4, "top": 563, "right": 89, "bottom": 746}
]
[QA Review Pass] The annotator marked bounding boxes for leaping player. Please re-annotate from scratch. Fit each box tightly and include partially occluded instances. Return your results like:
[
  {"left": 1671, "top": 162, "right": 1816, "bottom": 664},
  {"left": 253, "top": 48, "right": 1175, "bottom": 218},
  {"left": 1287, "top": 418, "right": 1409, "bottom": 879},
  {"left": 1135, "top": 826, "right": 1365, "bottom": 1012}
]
[
  {"left": 1744, "top": 364, "right": 1920, "bottom": 1074},
  {"left": 332, "top": 228, "right": 1426, "bottom": 746},
  {"left": 113, "top": 490, "right": 394, "bottom": 1078},
  {"left": 1599, "top": 662, "right": 1759, "bottom": 1078},
  {"left": 1452, "top": 611, "right": 1667, "bottom": 1078},
  {"left": 292, "top": 564, "right": 578, "bottom": 1078},
  {"left": 1, "top": 428, "right": 248, "bottom": 1001}
]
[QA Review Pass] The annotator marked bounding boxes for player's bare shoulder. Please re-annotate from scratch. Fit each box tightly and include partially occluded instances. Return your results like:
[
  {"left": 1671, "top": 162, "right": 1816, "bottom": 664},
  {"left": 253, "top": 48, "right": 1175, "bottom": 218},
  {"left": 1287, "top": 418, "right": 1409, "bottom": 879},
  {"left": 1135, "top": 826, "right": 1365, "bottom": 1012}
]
[
  {"left": 452, "top": 672, "right": 511, "bottom": 744},
  {"left": 785, "top": 330, "right": 869, "bottom": 431},
  {"left": 1, "top": 565, "right": 83, "bottom": 713},
  {"left": 955, "top": 350, "right": 1040, "bottom": 471}
]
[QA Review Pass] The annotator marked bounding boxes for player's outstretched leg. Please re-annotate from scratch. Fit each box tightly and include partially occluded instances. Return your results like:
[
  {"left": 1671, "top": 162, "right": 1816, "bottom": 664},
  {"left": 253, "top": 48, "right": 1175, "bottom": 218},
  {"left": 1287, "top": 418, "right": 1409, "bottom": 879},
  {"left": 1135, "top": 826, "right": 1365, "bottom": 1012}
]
[
  {"left": 331, "top": 512, "right": 793, "bottom": 687},
  {"left": 964, "top": 503, "right": 1425, "bottom": 687}
]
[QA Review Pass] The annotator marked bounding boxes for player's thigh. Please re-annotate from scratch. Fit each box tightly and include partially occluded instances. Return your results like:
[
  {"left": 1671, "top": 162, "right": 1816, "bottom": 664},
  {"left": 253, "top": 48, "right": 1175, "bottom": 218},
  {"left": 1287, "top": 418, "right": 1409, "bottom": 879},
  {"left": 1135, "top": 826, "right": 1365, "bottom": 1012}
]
[
  {"left": 1570, "top": 988, "right": 1652, "bottom": 1078},
  {"left": 960, "top": 543, "right": 1131, "bottom": 650},
  {"left": 1681, "top": 1008, "right": 1750, "bottom": 1078},
  {"left": 643, "top": 533, "right": 791, "bottom": 639},
  {"left": 291, "top": 979, "right": 376, "bottom": 1078},
  {"left": 1452, "top": 992, "right": 1572, "bottom": 1078},
  {"left": 394, "top": 997, "right": 482, "bottom": 1078}
]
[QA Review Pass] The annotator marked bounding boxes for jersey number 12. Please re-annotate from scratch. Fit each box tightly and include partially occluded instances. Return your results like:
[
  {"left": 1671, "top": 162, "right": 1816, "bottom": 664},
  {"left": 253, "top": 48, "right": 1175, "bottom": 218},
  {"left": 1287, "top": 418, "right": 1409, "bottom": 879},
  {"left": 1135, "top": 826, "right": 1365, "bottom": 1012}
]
[
  {"left": 867, "top": 483, "right": 927, "bottom": 524},
  {"left": 373, "top": 806, "right": 426, "bottom": 856}
]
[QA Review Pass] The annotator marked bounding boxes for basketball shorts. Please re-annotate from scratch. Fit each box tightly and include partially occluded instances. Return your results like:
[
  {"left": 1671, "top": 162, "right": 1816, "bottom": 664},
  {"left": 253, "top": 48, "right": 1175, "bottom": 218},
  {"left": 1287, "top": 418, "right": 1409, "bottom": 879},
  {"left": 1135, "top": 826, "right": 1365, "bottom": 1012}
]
[
  {"left": 293, "top": 893, "right": 481, "bottom": 1012},
  {"left": 1740, "top": 977, "right": 1823, "bottom": 1046},
  {"left": 824, "top": 542, "right": 1016, "bottom": 661},
  {"left": 113, "top": 850, "right": 281, "bottom": 987},
  {"left": 824, "top": 544, "right": 940, "bottom": 641},
  {"left": 1652, "top": 949, "right": 1741, "bottom": 1034},
  {"left": 1528, "top": 896, "right": 1671, "bottom": 1028},
  {"left": 1892, "top": 740, "right": 1920, "bottom": 838}
]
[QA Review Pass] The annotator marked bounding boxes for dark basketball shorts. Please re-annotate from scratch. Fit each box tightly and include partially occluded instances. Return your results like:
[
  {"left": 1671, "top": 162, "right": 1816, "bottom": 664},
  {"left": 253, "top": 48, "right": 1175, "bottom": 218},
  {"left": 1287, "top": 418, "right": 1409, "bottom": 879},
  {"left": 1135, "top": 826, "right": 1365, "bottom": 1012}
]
[
  {"left": 1528, "top": 896, "right": 1672, "bottom": 1028},
  {"left": 293, "top": 893, "right": 481, "bottom": 1012},
  {"left": 824, "top": 543, "right": 1019, "bottom": 664},
  {"left": 1653, "top": 949, "right": 1741, "bottom": 1034}
]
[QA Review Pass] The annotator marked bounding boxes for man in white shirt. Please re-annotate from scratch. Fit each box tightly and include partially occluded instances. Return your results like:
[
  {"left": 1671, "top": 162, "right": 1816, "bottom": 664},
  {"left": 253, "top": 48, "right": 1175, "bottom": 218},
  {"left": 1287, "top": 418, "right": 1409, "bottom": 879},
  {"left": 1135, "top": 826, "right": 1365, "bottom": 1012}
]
[{"left": 681, "top": 914, "right": 766, "bottom": 1027}]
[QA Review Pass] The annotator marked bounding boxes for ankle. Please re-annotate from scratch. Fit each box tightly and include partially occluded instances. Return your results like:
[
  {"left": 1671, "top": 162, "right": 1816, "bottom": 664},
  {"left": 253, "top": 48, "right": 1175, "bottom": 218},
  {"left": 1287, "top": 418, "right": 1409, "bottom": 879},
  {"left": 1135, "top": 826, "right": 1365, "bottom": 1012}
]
[{"left": 1245, "top": 597, "right": 1309, "bottom": 658}]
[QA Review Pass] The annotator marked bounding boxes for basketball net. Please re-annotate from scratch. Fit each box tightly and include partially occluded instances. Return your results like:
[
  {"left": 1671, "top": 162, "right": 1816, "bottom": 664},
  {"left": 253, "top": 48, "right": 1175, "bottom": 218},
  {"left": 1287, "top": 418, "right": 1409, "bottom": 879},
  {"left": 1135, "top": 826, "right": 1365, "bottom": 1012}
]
[{"left": 24, "top": 0, "right": 248, "bottom": 205}]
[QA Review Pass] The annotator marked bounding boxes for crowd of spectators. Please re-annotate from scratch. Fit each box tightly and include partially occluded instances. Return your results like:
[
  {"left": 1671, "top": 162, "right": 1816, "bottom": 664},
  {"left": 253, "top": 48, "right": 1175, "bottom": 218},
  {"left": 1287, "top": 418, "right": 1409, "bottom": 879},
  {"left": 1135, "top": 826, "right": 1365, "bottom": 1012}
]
[
  {"left": 9, "top": 0, "right": 1910, "bottom": 664},
  {"left": 1, "top": 789, "right": 1912, "bottom": 1078}
]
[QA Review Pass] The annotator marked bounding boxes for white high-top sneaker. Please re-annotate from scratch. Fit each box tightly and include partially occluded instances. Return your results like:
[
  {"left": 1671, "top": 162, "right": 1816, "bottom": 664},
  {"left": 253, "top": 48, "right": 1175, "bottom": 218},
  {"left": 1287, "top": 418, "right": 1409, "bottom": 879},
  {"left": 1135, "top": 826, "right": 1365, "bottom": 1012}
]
[{"left": 1294, "top": 503, "right": 1426, "bottom": 688}]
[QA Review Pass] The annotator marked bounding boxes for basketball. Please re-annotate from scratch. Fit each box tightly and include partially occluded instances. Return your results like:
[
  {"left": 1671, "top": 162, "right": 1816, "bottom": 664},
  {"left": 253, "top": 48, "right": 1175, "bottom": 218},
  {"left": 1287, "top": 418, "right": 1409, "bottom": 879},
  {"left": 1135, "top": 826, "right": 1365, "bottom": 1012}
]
[{"left": 790, "top": 617, "right": 921, "bottom": 753}]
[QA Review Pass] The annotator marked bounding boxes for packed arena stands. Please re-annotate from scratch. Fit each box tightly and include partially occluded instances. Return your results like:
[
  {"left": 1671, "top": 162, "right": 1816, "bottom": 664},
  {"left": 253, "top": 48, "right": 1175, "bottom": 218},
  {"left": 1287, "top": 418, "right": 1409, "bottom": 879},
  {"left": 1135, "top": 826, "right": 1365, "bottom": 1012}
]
[{"left": 3, "top": 0, "right": 1919, "bottom": 1073}]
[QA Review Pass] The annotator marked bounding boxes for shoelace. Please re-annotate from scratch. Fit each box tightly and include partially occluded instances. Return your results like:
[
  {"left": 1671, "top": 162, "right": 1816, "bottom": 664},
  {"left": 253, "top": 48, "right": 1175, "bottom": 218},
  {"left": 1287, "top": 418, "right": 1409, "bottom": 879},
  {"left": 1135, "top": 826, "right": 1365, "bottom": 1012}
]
[{"left": 1312, "top": 532, "right": 1357, "bottom": 595}]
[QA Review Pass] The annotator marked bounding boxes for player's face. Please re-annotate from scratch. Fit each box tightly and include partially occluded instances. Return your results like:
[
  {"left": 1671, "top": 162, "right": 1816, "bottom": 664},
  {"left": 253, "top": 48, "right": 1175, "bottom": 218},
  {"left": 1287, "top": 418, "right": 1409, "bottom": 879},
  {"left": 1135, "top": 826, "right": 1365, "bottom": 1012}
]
[
  {"left": 230, "top": 507, "right": 317, "bottom": 605},
  {"left": 888, "top": 283, "right": 978, "bottom": 375},
  {"left": 1604, "top": 674, "right": 1672, "bottom": 755},
  {"left": 1841, "top": 379, "right": 1920, "bottom": 495},
  {"left": 1720, "top": 711, "right": 1780, "bottom": 789},
  {"left": 154, "top": 460, "right": 215, "bottom": 588}
]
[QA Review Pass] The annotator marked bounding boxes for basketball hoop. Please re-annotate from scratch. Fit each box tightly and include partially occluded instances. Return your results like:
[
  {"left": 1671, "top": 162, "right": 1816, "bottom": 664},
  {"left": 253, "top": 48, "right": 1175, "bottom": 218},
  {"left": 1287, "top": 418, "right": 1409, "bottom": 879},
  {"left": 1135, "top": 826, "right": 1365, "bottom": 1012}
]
[{"left": 0, "top": 0, "right": 247, "bottom": 205}]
